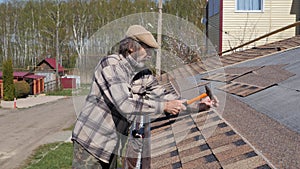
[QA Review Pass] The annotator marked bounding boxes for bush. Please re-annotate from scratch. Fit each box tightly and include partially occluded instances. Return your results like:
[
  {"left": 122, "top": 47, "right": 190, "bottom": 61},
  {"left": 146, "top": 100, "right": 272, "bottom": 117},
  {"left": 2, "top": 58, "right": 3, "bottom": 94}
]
[
  {"left": 15, "top": 81, "right": 30, "bottom": 98},
  {"left": 3, "top": 59, "right": 15, "bottom": 101}
]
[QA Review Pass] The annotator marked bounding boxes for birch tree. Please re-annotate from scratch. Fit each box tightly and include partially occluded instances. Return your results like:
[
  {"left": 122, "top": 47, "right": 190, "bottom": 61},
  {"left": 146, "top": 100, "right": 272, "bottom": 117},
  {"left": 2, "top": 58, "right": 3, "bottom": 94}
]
[
  {"left": 68, "top": 0, "right": 90, "bottom": 61},
  {"left": 0, "top": 0, "right": 207, "bottom": 70}
]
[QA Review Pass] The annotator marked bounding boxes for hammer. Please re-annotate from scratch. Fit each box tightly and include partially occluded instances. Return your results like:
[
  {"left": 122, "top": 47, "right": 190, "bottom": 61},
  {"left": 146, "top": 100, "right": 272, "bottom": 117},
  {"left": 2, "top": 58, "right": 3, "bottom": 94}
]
[
  {"left": 184, "top": 85, "right": 213, "bottom": 105},
  {"left": 164, "top": 85, "right": 213, "bottom": 117}
]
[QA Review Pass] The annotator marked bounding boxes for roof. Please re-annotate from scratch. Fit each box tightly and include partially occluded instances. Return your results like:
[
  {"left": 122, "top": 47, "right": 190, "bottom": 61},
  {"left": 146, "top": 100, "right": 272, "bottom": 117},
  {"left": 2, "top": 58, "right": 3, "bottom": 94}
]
[
  {"left": 0, "top": 72, "right": 44, "bottom": 80},
  {"left": 24, "top": 74, "right": 45, "bottom": 79},
  {"left": 144, "top": 36, "right": 300, "bottom": 169},
  {"left": 227, "top": 48, "right": 300, "bottom": 132},
  {"left": 13, "top": 72, "right": 30, "bottom": 77},
  {"left": 37, "top": 58, "right": 64, "bottom": 72},
  {"left": 0, "top": 72, "right": 29, "bottom": 78}
]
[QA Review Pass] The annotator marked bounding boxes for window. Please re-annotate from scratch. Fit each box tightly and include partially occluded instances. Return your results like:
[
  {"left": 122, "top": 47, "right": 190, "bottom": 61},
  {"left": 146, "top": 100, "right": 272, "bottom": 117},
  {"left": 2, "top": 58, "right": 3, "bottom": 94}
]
[
  {"left": 208, "top": 0, "right": 220, "bottom": 17},
  {"left": 236, "top": 0, "right": 264, "bottom": 12}
]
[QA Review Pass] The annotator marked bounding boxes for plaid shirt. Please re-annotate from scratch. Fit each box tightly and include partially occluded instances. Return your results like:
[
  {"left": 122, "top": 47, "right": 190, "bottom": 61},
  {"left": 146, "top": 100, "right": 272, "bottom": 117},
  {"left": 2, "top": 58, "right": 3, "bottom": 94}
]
[{"left": 72, "top": 54, "right": 177, "bottom": 163}]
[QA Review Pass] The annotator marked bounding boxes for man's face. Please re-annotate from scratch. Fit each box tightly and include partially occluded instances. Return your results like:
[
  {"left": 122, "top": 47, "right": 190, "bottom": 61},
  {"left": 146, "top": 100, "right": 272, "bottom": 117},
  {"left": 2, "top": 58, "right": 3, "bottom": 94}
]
[{"left": 134, "top": 42, "right": 155, "bottom": 68}]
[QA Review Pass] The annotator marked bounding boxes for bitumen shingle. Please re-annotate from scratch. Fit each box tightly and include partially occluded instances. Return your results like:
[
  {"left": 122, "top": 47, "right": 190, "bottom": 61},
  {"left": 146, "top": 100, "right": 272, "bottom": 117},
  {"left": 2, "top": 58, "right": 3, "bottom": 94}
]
[{"left": 145, "top": 36, "right": 300, "bottom": 169}]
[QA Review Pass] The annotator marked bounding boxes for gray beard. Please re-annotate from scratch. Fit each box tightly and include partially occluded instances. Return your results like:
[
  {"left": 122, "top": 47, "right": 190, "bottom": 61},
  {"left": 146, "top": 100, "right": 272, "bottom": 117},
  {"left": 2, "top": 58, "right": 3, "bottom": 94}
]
[{"left": 136, "top": 61, "right": 145, "bottom": 68}]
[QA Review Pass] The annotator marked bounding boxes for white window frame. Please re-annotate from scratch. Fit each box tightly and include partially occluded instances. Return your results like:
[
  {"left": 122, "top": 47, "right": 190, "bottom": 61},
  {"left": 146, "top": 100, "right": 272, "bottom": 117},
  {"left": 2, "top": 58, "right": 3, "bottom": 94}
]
[{"left": 235, "top": 0, "right": 264, "bottom": 13}]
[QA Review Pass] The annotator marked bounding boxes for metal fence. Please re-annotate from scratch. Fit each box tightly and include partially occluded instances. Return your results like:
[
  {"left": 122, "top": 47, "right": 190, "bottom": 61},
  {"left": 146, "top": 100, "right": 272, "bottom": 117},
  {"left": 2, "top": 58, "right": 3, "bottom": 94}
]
[{"left": 44, "top": 80, "right": 57, "bottom": 92}]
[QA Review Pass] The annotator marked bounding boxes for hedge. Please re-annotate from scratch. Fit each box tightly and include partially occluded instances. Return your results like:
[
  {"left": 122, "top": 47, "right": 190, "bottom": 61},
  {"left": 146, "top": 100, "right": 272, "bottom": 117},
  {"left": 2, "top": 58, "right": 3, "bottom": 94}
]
[{"left": 15, "top": 81, "right": 30, "bottom": 98}]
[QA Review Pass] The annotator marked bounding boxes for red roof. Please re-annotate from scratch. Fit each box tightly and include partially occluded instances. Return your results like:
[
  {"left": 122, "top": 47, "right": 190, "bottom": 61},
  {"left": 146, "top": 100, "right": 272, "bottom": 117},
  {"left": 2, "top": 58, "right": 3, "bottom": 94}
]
[
  {"left": 0, "top": 72, "right": 29, "bottom": 78},
  {"left": 14, "top": 72, "right": 29, "bottom": 77},
  {"left": 0, "top": 72, "right": 44, "bottom": 80},
  {"left": 25, "top": 74, "right": 45, "bottom": 79},
  {"left": 44, "top": 58, "right": 64, "bottom": 72}
]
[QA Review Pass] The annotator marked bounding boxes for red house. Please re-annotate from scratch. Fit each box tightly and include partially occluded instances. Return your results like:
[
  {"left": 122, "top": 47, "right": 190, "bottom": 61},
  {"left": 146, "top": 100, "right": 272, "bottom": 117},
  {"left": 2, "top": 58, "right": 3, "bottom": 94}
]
[
  {"left": 34, "top": 58, "right": 64, "bottom": 79},
  {"left": 34, "top": 58, "right": 78, "bottom": 89}
]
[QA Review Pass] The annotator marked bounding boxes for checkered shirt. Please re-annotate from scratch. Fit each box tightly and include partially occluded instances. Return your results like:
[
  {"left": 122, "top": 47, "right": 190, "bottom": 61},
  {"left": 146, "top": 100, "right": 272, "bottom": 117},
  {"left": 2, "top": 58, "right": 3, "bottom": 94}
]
[{"left": 72, "top": 54, "right": 177, "bottom": 163}]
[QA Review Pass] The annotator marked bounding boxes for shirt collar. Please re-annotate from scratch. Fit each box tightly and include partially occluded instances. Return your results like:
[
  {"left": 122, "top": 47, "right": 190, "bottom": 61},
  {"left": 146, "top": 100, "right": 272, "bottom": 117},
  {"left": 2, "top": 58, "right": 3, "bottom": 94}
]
[
  {"left": 126, "top": 55, "right": 139, "bottom": 68},
  {"left": 125, "top": 54, "right": 148, "bottom": 73}
]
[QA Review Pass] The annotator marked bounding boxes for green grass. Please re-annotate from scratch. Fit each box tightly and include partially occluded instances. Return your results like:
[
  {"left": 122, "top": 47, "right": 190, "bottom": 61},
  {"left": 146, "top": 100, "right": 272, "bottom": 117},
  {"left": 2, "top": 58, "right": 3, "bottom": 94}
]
[
  {"left": 72, "top": 85, "right": 90, "bottom": 96},
  {"left": 46, "top": 89, "right": 72, "bottom": 96},
  {"left": 21, "top": 142, "right": 73, "bottom": 169},
  {"left": 47, "top": 85, "right": 91, "bottom": 97},
  {"left": 21, "top": 141, "right": 123, "bottom": 169},
  {"left": 63, "top": 124, "right": 75, "bottom": 131}
]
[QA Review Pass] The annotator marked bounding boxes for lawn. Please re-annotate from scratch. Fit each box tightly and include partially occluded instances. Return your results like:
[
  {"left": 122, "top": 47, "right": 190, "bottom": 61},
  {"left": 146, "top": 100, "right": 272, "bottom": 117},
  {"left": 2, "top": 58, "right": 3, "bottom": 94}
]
[
  {"left": 21, "top": 141, "right": 124, "bottom": 169},
  {"left": 46, "top": 84, "right": 91, "bottom": 97},
  {"left": 46, "top": 89, "right": 73, "bottom": 96},
  {"left": 21, "top": 142, "right": 73, "bottom": 169}
]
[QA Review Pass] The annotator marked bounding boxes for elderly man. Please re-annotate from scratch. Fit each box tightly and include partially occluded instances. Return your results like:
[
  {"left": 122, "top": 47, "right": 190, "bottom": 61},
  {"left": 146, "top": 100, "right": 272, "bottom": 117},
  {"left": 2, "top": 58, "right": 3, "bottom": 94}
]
[{"left": 72, "top": 25, "right": 215, "bottom": 168}]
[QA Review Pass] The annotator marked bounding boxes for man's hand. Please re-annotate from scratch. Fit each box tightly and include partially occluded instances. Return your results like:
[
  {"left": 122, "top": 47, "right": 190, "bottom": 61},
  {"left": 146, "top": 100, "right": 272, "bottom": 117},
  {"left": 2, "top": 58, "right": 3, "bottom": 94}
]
[{"left": 164, "top": 100, "right": 186, "bottom": 115}]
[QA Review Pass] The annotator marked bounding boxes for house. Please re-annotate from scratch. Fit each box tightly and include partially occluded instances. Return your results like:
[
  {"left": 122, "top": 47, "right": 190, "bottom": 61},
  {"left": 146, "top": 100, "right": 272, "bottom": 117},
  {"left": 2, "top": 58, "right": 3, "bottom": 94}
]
[
  {"left": 33, "top": 58, "right": 66, "bottom": 91},
  {"left": 34, "top": 58, "right": 64, "bottom": 83},
  {"left": 122, "top": 36, "right": 300, "bottom": 168},
  {"left": 34, "top": 58, "right": 80, "bottom": 89},
  {"left": 291, "top": 0, "right": 300, "bottom": 33},
  {"left": 205, "top": 0, "right": 300, "bottom": 53},
  {"left": 0, "top": 72, "right": 45, "bottom": 98}
]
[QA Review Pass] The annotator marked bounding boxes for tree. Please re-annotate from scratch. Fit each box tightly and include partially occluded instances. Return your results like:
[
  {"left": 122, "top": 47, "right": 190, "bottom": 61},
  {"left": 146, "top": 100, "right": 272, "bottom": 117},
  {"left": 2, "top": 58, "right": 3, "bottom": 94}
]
[
  {"left": 164, "top": 0, "right": 206, "bottom": 30},
  {"left": 0, "top": 0, "right": 207, "bottom": 70},
  {"left": 3, "top": 59, "right": 15, "bottom": 101}
]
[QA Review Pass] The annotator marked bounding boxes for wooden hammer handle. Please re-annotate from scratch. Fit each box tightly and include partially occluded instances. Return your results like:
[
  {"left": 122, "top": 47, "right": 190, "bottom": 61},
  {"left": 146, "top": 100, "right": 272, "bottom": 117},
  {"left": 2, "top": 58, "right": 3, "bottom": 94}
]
[{"left": 186, "top": 93, "right": 208, "bottom": 105}]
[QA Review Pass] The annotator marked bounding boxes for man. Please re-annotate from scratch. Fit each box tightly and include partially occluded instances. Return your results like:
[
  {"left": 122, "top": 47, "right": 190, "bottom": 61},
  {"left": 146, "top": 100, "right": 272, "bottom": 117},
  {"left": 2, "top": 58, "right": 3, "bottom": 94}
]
[{"left": 72, "top": 25, "right": 216, "bottom": 168}]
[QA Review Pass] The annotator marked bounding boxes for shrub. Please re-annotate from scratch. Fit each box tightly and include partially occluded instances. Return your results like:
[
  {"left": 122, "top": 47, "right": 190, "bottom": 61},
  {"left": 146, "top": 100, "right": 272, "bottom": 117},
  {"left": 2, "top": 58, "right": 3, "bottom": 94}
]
[
  {"left": 14, "top": 81, "right": 30, "bottom": 98},
  {"left": 3, "top": 59, "right": 15, "bottom": 101}
]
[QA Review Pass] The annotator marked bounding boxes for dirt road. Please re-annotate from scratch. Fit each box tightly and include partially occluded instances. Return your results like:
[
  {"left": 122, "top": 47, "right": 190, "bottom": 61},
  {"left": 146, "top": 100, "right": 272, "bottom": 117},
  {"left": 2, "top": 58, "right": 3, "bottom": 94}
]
[{"left": 0, "top": 97, "right": 79, "bottom": 169}]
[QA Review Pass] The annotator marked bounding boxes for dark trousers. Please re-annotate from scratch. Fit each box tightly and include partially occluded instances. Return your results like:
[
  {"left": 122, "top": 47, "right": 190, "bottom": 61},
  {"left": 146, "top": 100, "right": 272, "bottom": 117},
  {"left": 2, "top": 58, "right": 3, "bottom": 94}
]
[{"left": 72, "top": 141, "right": 117, "bottom": 169}]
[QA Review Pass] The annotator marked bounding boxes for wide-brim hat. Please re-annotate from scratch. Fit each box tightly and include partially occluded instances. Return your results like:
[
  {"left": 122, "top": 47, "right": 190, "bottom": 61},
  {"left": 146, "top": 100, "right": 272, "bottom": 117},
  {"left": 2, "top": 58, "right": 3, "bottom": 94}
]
[{"left": 125, "top": 25, "right": 159, "bottom": 49}]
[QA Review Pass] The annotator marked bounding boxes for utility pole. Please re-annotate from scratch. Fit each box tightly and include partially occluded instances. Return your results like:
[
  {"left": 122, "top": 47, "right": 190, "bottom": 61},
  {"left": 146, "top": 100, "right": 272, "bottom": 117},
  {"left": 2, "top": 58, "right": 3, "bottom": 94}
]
[
  {"left": 55, "top": 4, "right": 61, "bottom": 90},
  {"left": 156, "top": 0, "right": 163, "bottom": 76}
]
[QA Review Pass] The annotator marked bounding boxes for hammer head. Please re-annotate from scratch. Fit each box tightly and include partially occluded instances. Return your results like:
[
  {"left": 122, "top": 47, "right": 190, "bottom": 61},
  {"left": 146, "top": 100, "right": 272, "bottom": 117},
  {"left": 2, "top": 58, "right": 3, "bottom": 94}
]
[{"left": 205, "top": 85, "right": 213, "bottom": 99}]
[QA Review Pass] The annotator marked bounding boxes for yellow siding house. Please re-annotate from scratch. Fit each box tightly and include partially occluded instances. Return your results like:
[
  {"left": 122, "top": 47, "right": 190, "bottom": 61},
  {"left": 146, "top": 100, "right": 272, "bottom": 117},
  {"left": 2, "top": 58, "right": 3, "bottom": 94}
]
[{"left": 206, "top": 0, "right": 300, "bottom": 53}]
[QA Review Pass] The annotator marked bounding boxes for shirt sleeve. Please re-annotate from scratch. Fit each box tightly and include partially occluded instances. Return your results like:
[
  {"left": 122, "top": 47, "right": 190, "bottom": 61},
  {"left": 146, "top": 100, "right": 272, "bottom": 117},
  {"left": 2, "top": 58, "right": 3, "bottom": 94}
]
[
  {"left": 131, "top": 74, "right": 179, "bottom": 101},
  {"left": 97, "top": 64, "right": 164, "bottom": 116}
]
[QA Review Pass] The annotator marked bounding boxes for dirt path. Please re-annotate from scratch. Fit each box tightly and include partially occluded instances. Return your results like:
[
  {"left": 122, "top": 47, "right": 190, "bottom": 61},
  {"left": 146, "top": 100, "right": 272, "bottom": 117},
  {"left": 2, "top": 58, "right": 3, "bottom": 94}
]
[{"left": 0, "top": 97, "right": 78, "bottom": 169}]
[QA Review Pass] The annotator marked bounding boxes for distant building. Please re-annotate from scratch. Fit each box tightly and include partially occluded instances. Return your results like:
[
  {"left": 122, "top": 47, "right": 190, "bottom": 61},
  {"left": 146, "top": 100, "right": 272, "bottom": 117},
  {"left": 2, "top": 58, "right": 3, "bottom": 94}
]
[
  {"left": 34, "top": 58, "right": 80, "bottom": 89},
  {"left": 205, "top": 0, "right": 300, "bottom": 53},
  {"left": 0, "top": 72, "right": 45, "bottom": 98},
  {"left": 34, "top": 58, "right": 64, "bottom": 83}
]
